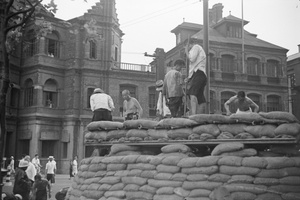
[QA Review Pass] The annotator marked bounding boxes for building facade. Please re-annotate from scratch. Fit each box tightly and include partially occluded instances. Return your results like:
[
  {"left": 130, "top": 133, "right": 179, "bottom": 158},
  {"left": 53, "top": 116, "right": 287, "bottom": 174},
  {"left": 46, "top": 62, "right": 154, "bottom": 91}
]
[
  {"left": 165, "top": 3, "right": 289, "bottom": 114},
  {"left": 3, "top": 0, "right": 156, "bottom": 173},
  {"left": 287, "top": 45, "right": 300, "bottom": 120}
]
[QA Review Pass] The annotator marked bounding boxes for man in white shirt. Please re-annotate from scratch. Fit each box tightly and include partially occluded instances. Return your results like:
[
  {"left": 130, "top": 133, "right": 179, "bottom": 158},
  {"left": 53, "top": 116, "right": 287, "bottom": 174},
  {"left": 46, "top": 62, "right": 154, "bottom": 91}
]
[
  {"left": 185, "top": 38, "right": 207, "bottom": 115},
  {"left": 45, "top": 156, "right": 56, "bottom": 186},
  {"left": 155, "top": 80, "right": 171, "bottom": 119},
  {"left": 90, "top": 88, "right": 115, "bottom": 121},
  {"left": 122, "top": 90, "right": 143, "bottom": 120},
  {"left": 31, "top": 154, "right": 42, "bottom": 173},
  {"left": 24, "top": 155, "right": 36, "bottom": 183}
]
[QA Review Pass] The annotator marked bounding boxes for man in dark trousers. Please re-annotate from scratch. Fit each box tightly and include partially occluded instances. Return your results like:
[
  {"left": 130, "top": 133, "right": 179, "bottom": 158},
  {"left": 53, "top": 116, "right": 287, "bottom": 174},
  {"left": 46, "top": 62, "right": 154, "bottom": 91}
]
[{"left": 90, "top": 88, "right": 115, "bottom": 121}]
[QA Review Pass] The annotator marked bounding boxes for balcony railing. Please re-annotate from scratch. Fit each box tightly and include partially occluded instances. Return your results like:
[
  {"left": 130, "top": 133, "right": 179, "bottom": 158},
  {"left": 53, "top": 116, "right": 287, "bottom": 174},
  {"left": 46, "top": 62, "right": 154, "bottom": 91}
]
[{"left": 112, "top": 62, "right": 155, "bottom": 73}]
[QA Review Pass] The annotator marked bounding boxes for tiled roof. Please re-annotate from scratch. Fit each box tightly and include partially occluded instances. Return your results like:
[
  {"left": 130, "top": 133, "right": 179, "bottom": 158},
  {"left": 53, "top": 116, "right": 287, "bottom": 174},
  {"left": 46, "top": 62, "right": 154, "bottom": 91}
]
[
  {"left": 171, "top": 22, "right": 203, "bottom": 33},
  {"left": 287, "top": 52, "right": 300, "bottom": 62}
]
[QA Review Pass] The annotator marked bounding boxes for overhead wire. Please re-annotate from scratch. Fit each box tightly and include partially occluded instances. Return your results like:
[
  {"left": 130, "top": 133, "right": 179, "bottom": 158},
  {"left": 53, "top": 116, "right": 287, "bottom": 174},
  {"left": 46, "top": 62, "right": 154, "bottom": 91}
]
[{"left": 120, "top": 0, "right": 199, "bottom": 28}]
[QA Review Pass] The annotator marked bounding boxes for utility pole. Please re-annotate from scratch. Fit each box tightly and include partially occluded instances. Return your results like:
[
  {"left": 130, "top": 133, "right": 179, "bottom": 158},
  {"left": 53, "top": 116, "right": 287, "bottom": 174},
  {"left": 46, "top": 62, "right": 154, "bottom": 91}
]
[{"left": 203, "top": 0, "right": 210, "bottom": 114}]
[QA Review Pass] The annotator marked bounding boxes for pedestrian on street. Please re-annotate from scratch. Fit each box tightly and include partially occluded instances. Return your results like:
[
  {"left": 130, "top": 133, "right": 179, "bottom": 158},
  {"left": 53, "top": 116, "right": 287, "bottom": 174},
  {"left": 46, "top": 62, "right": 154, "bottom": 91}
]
[
  {"left": 7, "top": 156, "right": 15, "bottom": 174},
  {"left": 72, "top": 156, "right": 78, "bottom": 177},
  {"left": 163, "top": 59, "right": 185, "bottom": 118},
  {"left": 90, "top": 88, "right": 115, "bottom": 121},
  {"left": 185, "top": 38, "right": 207, "bottom": 115},
  {"left": 24, "top": 155, "right": 36, "bottom": 184},
  {"left": 45, "top": 156, "right": 56, "bottom": 186},
  {"left": 122, "top": 90, "right": 143, "bottom": 120},
  {"left": 31, "top": 154, "right": 42, "bottom": 174},
  {"left": 32, "top": 174, "right": 51, "bottom": 200},
  {"left": 13, "top": 160, "right": 32, "bottom": 200},
  {"left": 155, "top": 79, "right": 171, "bottom": 120}
]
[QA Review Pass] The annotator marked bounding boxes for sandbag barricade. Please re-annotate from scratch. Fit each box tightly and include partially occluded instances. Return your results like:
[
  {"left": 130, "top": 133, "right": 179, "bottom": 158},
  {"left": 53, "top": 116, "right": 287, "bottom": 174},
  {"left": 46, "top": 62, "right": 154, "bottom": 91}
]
[
  {"left": 66, "top": 144, "right": 300, "bottom": 200},
  {"left": 85, "top": 112, "right": 300, "bottom": 143}
]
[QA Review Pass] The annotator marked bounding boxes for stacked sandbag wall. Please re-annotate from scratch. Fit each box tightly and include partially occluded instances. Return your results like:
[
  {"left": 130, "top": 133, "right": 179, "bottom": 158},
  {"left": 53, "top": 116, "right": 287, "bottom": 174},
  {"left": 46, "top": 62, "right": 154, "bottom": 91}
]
[
  {"left": 84, "top": 112, "right": 300, "bottom": 144},
  {"left": 66, "top": 155, "right": 300, "bottom": 199}
]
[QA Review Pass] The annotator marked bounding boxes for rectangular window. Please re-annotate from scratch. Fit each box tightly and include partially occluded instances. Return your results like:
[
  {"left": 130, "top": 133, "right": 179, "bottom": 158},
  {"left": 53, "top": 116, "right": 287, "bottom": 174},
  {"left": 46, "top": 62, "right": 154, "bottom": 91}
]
[
  {"left": 43, "top": 91, "right": 57, "bottom": 108},
  {"left": 42, "top": 141, "right": 56, "bottom": 158},
  {"left": 87, "top": 88, "right": 95, "bottom": 108},
  {"left": 19, "top": 140, "right": 30, "bottom": 156},
  {"left": 46, "top": 38, "right": 60, "bottom": 58},
  {"left": 114, "top": 46, "right": 118, "bottom": 62},
  {"left": 9, "top": 88, "right": 19, "bottom": 107},
  {"left": 24, "top": 87, "right": 33, "bottom": 107},
  {"left": 25, "top": 38, "right": 38, "bottom": 57},
  {"left": 89, "top": 40, "right": 97, "bottom": 59},
  {"left": 62, "top": 142, "right": 68, "bottom": 158},
  {"left": 149, "top": 87, "right": 156, "bottom": 117}
]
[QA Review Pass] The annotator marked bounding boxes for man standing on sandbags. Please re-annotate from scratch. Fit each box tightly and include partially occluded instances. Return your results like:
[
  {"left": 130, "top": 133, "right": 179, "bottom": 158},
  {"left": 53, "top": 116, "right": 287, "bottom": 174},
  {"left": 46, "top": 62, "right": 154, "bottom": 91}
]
[
  {"left": 185, "top": 38, "right": 207, "bottom": 115},
  {"left": 90, "top": 88, "right": 115, "bottom": 121},
  {"left": 122, "top": 90, "right": 143, "bottom": 120},
  {"left": 224, "top": 91, "right": 259, "bottom": 115},
  {"left": 163, "top": 59, "right": 185, "bottom": 118}
]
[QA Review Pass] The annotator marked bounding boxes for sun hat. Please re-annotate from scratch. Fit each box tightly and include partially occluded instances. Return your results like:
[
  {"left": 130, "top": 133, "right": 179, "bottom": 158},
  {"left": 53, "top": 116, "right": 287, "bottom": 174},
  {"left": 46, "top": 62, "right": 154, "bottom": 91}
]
[
  {"left": 18, "top": 160, "right": 29, "bottom": 168},
  {"left": 15, "top": 194, "right": 23, "bottom": 200},
  {"left": 93, "top": 88, "right": 104, "bottom": 93},
  {"left": 48, "top": 156, "right": 54, "bottom": 159},
  {"left": 155, "top": 80, "right": 164, "bottom": 91}
]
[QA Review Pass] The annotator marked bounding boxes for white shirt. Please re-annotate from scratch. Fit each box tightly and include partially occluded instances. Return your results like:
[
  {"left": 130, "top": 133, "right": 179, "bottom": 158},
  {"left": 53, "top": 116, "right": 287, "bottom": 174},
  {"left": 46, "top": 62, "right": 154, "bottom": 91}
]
[
  {"left": 90, "top": 93, "right": 115, "bottom": 112},
  {"left": 45, "top": 161, "right": 56, "bottom": 174},
  {"left": 188, "top": 44, "right": 206, "bottom": 78},
  {"left": 156, "top": 92, "right": 171, "bottom": 117},
  {"left": 26, "top": 162, "right": 37, "bottom": 181},
  {"left": 72, "top": 160, "right": 78, "bottom": 174},
  {"left": 32, "top": 157, "right": 40, "bottom": 167}
]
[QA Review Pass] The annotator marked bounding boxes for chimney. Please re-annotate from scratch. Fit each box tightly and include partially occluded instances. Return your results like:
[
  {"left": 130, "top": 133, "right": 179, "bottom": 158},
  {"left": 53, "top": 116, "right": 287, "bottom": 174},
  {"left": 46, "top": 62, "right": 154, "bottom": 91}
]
[
  {"left": 298, "top": 44, "right": 300, "bottom": 53},
  {"left": 209, "top": 3, "right": 224, "bottom": 26}
]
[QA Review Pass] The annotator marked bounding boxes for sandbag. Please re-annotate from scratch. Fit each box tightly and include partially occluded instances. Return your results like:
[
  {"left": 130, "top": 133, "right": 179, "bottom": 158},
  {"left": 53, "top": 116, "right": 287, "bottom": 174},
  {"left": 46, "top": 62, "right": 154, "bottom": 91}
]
[
  {"left": 157, "top": 118, "right": 198, "bottom": 129},
  {"left": 87, "top": 121, "right": 123, "bottom": 131},
  {"left": 123, "top": 119, "right": 159, "bottom": 129},
  {"left": 181, "top": 166, "right": 218, "bottom": 175},
  {"left": 186, "top": 174, "right": 209, "bottom": 181},
  {"left": 265, "top": 157, "right": 296, "bottom": 169},
  {"left": 217, "top": 132, "right": 234, "bottom": 139},
  {"left": 231, "top": 192, "right": 256, "bottom": 200},
  {"left": 218, "top": 156, "right": 243, "bottom": 166},
  {"left": 155, "top": 172, "right": 173, "bottom": 180},
  {"left": 274, "top": 123, "right": 300, "bottom": 136},
  {"left": 167, "top": 128, "right": 193, "bottom": 139},
  {"left": 192, "top": 124, "right": 220, "bottom": 136},
  {"left": 121, "top": 177, "right": 147, "bottom": 186},
  {"left": 219, "top": 148, "right": 257, "bottom": 157},
  {"left": 228, "top": 175, "right": 254, "bottom": 184},
  {"left": 208, "top": 173, "right": 231, "bottom": 183},
  {"left": 156, "top": 187, "right": 174, "bottom": 195},
  {"left": 161, "top": 144, "right": 191, "bottom": 153},
  {"left": 147, "top": 129, "right": 168, "bottom": 139},
  {"left": 107, "top": 129, "right": 128, "bottom": 140},
  {"left": 189, "top": 114, "right": 236, "bottom": 124},
  {"left": 253, "top": 177, "right": 279, "bottom": 186},
  {"left": 230, "top": 112, "right": 264, "bottom": 124},
  {"left": 182, "top": 180, "right": 222, "bottom": 190},
  {"left": 200, "top": 133, "right": 215, "bottom": 140},
  {"left": 211, "top": 142, "right": 244, "bottom": 156},
  {"left": 242, "top": 157, "right": 268, "bottom": 168},
  {"left": 126, "top": 129, "right": 148, "bottom": 138},
  {"left": 156, "top": 164, "right": 180, "bottom": 173},
  {"left": 244, "top": 124, "right": 276, "bottom": 138},
  {"left": 234, "top": 132, "right": 255, "bottom": 139},
  {"left": 148, "top": 179, "right": 183, "bottom": 188},
  {"left": 218, "top": 124, "right": 247, "bottom": 135},
  {"left": 126, "top": 191, "right": 153, "bottom": 200},
  {"left": 84, "top": 131, "right": 97, "bottom": 139},
  {"left": 93, "top": 131, "right": 108, "bottom": 141},
  {"left": 189, "top": 189, "right": 211, "bottom": 197},
  {"left": 259, "top": 111, "right": 299, "bottom": 123},
  {"left": 109, "top": 144, "right": 140, "bottom": 155},
  {"left": 219, "top": 166, "right": 260, "bottom": 176},
  {"left": 177, "top": 157, "right": 198, "bottom": 168}
]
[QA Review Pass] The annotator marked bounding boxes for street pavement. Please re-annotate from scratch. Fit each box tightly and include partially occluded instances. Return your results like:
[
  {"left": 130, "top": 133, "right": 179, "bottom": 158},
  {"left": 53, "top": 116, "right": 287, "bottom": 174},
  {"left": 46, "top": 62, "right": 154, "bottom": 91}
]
[{"left": 2, "top": 174, "right": 73, "bottom": 200}]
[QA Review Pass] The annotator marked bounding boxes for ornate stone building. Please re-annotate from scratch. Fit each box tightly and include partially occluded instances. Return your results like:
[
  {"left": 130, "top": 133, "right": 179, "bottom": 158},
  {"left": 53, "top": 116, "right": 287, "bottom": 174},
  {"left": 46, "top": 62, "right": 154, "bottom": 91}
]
[
  {"left": 165, "top": 3, "right": 289, "bottom": 114},
  {"left": 4, "top": 0, "right": 156, "bottom": 173}
]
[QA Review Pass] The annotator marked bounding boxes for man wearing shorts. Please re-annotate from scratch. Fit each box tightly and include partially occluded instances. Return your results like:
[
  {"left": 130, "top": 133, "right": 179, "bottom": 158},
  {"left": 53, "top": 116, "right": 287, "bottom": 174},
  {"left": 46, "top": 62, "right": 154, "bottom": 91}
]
[
  {"left": 185, "top": 38, "right": 207, "bottom": 115},
  {"left": 45, "top": 156, "right": 56, "bottom": 186}
]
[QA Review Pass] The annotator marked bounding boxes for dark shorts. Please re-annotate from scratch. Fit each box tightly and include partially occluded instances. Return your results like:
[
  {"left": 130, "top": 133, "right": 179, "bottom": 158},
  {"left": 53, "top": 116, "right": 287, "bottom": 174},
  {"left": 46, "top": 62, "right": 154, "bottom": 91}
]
[
  {"left": 167, "top": 97, "right": 183, "bottom": 117},
  {"left": 125, "top": 112, "right": 139, "bottom": 120},
  {"left": 187, "top": 70, "right": 207, "bottom": 104},
  {"left": 46, "top": 174, "right": 55, "bottom": 183},
  {"left": 92, "top": 108, "right": 112, "bottom": 121}
]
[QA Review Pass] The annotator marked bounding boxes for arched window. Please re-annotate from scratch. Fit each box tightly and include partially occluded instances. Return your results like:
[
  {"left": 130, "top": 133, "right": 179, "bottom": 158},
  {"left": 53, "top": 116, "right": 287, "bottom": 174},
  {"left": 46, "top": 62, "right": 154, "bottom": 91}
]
[
  {"left": 43, "top": 79, "right": 58, "bottom": 108},
  {"left": 247, "top": 57, "right": 260, "bottom": 75},
  {"left": 247, "top": 93, "right": 261, "bottom": 111},
  {"left": 266, "top": 59, "right": 279, "bottom": 77},
  {"left": 221, "top": 55, "right": 234, "bottom": 72},
  {"left": 45, "top": 32, "right": 60, "bottom": 58},
  {"left": 267, "top": 95, "right": 281, "bottom": 111},
  {"left": 24, "top": 79, "right": 34, "bottom": 107},
  {"left": 221, "top": 91, "right": 236, "bottom": 113},
  {"left": 24, "top": 29, "right": 38, "bottom": 57},
  {"left": 89, "top": 40, "right": 97, "bottom": 59},
  {"left": 148, "top": 86, "right": 156, "bottom": 117}
]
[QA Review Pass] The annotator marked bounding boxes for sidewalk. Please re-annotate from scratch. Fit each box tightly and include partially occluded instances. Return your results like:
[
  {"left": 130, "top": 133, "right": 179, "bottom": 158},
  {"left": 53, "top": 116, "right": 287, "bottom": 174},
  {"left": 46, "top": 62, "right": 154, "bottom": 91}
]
[{"left": 2, "top": 174, "right": 73, "bottom": 200}]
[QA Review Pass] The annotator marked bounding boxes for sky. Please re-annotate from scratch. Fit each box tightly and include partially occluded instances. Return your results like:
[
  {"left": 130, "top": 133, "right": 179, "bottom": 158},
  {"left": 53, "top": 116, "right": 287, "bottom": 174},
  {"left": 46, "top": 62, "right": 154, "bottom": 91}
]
[{"left": 44, "top": 0, "right": 300, "bottom": 65}]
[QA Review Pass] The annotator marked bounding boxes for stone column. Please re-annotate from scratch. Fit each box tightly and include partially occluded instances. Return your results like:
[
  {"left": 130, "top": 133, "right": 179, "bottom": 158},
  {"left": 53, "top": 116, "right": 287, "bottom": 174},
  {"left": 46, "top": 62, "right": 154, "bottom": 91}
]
[{"left": 34, "top": 85, "right": 44, "bottom": 107}]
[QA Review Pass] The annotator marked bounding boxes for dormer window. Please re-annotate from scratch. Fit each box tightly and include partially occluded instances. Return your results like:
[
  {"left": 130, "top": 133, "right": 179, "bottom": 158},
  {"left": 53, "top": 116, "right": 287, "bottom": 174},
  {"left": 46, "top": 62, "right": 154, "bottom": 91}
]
[{"left": 227, "top": 25, "right": 242, "bottom": 38}]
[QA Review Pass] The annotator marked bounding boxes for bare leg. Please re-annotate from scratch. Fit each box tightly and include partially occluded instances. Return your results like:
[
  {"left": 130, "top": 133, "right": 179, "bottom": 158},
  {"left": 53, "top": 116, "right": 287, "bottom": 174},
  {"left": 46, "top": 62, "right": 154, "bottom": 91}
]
[{"left": 190, "top": 95, "right": 198, "bottom": 115}]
